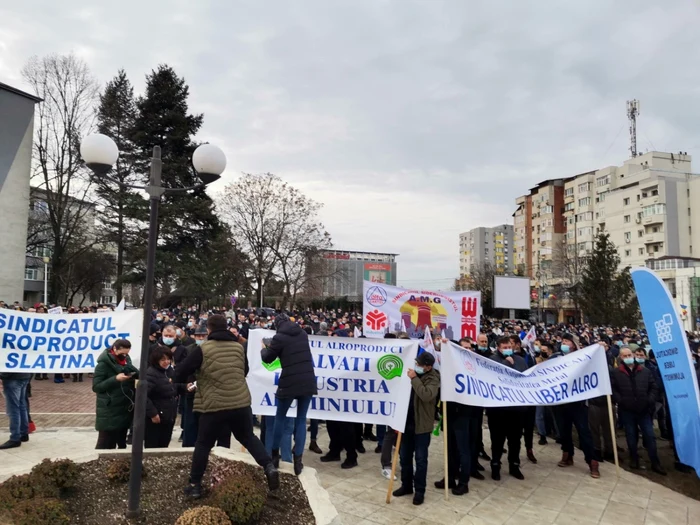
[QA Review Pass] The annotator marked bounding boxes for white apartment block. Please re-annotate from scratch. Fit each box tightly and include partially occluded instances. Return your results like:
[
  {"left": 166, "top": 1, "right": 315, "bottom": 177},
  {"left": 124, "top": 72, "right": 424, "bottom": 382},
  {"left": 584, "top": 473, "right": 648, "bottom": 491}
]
[
  {"left": 459, "top": 225, "right": 514, "bottom": 276},
  {"left": 565, "top": 151, "right": 697, "bottom": 268}
]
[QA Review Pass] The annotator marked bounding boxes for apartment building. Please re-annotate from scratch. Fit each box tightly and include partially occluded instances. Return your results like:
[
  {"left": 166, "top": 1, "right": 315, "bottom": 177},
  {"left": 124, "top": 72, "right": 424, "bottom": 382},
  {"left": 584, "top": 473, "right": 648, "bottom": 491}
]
[
  {"left": 459, "top": 225, "right": 514, "bottom": 276},
  {"left": 513, "top": 180, "right": 567, "bottom": 278}
]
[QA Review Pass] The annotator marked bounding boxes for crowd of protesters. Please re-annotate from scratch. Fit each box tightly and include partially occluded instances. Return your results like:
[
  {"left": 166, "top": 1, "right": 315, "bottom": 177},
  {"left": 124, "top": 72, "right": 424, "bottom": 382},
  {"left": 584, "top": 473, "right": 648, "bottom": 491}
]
[{"left": 2, "top": 301, "right": 699, "bottom": 504}]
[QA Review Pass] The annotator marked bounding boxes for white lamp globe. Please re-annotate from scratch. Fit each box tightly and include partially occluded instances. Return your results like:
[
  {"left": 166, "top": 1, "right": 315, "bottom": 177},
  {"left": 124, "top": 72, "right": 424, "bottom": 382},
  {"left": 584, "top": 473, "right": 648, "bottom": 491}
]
[
  {"left": 80, "top": 134, "right": 119, "bottom": 171},
  {"left": 192, "top": 143, "right": 226, "bottom": 184}
]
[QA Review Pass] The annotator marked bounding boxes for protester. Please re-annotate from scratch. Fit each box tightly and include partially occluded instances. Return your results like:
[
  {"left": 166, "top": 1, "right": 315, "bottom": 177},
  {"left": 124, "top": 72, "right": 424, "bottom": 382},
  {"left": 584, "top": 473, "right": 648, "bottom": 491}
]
[
  {"left": 174, "top": 314, "right": 279, "bottom": 499},
  {"left": 0, "top": 370, "right": 32, "bottom": 449},
  {"left": 145, "top": 345, "right": 187, "bottom": 448},
  {"left": 611, "top": 346, "right": 667, "bottom": 475},
  {"left": 487, "top": 336, "right": 528, "bottom": 480},
  {"left": 392, "top": 351, "right": 440, "bottom": 506},
  {"left": 92, "top": 339, "right": 138, "bottom": 449},
  {"left": 261, "top": 313, "right": 317, "bottom": 475}
]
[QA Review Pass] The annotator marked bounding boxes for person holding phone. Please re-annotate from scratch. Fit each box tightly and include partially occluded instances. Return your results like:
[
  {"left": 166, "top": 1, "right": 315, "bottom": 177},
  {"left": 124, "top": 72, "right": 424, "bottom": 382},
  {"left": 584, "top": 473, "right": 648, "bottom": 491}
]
[
  {"left": 92, "top": 339, "right": 139, "bottom": 449},
  {"left": 145, "top": 345, "right": 188, "bottom": 448}
]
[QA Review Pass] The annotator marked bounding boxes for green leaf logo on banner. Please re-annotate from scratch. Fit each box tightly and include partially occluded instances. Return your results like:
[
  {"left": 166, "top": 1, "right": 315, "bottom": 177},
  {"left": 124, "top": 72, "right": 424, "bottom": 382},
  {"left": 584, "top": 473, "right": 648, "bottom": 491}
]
[
  {"left": 262, "top": 358, "right": 281, "bottom": 372},
  {"left": 377, "top": 354, "right": 403, "bottom": 380}
]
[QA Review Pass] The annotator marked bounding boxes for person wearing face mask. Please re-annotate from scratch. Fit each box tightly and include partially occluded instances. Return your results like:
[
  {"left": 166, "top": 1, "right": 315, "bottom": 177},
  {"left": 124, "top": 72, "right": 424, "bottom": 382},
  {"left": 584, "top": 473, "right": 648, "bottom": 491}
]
[
  {"left": 486, "top": 337, "right": 528, "bottom": 481},
  {"left": 611, "top": 347, "right": 666, "bottom": 475},
  {"left": 175, "top": 321, "right": 195, "bottom": 347},
  {"left": 392, "top": 351, "right": 439, "bottom": 506},
  {"left": 474, "top": 333, "right": 492, "bottom": 462},
  {"left": 181, "top": 325, "right": 214, "bottom": 447},
  {"left": 160, "top": 325, "right": 187, "bottom": 371},
  {"left": 510, "top": 335, "right": 538, "bottom": 465},
  {"left": 550, "top": 334, "right": 599, "bottom": 478},
  {"left": 145, "top": 346, "right": 188, "bottom": 448},
  {"left": 92, "top": 339, "right": 138, "bottom": 449}
]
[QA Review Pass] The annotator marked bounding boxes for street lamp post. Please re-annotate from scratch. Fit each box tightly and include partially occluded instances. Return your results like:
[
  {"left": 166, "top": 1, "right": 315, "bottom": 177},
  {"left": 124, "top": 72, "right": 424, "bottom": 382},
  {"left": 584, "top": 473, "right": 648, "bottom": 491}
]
[
  {"left": 42, "top": 256, "right": 50, "bottom": 305},
  {"left": 80, "top": 134, "right": 226, "bottom": 518}
]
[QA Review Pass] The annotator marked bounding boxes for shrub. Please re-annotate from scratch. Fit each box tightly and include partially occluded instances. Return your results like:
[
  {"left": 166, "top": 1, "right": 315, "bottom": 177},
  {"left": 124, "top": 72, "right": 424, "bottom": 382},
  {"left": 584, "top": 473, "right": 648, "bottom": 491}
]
[
  {"left": 175, "top": 506, "right": 231, "bottom": 525},
  {"left": 30, "top": 459, "right": 80, "bottom": 497},
  {"left": 105, "top": 457, "right": 146, "bottom": 483},
  {"left": 0, "top": 474, "right": 35, "bottom": 512},
  {"left": 212, "top": 472, "right": 267, "bottom": 524},
  {"left": 10, "top": 498, "right": 70, "bottom": 525}
]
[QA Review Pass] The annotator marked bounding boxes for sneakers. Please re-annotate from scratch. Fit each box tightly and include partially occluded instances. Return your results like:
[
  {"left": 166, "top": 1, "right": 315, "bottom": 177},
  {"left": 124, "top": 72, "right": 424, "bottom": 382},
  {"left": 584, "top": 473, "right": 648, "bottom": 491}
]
[
  {"left": 509, "top": 465, "right": 524, "bottom": 480},
  {"left": 309, "top": 440, "right": 323, "bottom": 454},
  {"left": 589, "top": 460, "right": 600, "bottom": 479},
  {"left": 381, "top": 468, "right": 396, "bottom": 480},
  {"left": 293, "top": 454, "right": 304, "bottom": 476},
  {"left": 264, "top": 463, "right": 280, "bottom": 491},
  {"left": 392, "top": 485, "right": 413, "bottom": 497},
  {"left": 558, "top": 453, "right": 573, "bottom": 467},
  {"left": 527, "top": 449, "right": 537, "bottom": 464},
  {"left": 341, "top": 459, "right": 358, "bottom": 469},
  {"left": 320, "top": 453, "right": 341, "bottom": 463},
  {"left": 452, "top": 483, "right": 469, "bottom": 496},
  {"left": 184, "top": 482, "right": 202, "bottom": 499}
]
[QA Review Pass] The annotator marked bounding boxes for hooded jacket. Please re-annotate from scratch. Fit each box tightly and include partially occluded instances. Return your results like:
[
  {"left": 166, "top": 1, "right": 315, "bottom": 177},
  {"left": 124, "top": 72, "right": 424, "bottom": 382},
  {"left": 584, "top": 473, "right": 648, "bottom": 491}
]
[
  {"left": 262, "top": 320, "right": 318, "bottom": 399},
  {"left": 92, "top": 349, "right": 139, "bottom": 431}
]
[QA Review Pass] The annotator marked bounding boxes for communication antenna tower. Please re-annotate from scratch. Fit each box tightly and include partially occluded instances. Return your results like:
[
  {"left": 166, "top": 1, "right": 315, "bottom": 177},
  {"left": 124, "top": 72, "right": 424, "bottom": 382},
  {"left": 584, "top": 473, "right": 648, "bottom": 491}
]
[{"left": 627, "top": 99, "right": 640, "bottom": 158}]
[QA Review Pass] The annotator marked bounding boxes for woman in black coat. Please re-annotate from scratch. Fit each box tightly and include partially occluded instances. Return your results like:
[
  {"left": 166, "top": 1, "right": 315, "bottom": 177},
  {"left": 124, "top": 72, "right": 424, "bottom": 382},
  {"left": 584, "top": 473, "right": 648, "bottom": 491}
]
[
  {"left": 261, "top": 314, "right": 317, "bottom": 475},
  {"left": 145, "top": 345, "right": 187, "bottom": 448}
]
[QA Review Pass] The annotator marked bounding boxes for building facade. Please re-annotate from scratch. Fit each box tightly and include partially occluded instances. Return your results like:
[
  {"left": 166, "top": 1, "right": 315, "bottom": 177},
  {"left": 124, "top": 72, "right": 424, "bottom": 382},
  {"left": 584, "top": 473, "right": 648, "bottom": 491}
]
[
  {"left": 458, "top": 224, "right": 514, "bottom": 276},
  {"left": 0, "top": 82, "right": 41, "bottom": 304},
  {"left": 316, "top": 250, "right": 398, "bottom": 302}
]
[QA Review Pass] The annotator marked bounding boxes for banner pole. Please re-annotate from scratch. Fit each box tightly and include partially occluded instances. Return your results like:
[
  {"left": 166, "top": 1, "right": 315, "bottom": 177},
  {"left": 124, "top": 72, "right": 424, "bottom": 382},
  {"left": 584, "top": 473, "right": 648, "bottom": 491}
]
[
  {"left": 442, "top": 401, "right": 449, "bottom": 501},
  {"left": 606, "top": 395, "right": 620, "bottom": 478},
  {"left": 386, "top": 431, "right": 402, "bottom": 504}
]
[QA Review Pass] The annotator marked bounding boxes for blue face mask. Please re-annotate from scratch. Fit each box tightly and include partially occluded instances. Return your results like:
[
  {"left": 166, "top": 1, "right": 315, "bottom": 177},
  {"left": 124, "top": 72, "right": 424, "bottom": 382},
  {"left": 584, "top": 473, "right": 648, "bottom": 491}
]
[
  {"left": 635, "top": 357, "right": 646, "bottom": 364},
  {"left": 195, "top": 339, "right": 205, "bottom": 346},
  {"left": 187, "top": 322, "right": 194, "bottom": 328},
  {"left": 478, "top": 346, "right": 489, "bottom": 353},
  {"left": 162, "top": 337, "right": 175, "bottom": 346},
  {"left": 502, "top": 349, "right": 513, "bottom": 357},
  {"left": 560, "top": 344, "right": 570, "bottom": 354},
  {"left": 623, "top": 357, "right": 635, "bottom": 366},
  {"left": 414, "top": 365, "right": 425, "bottom": 375}
]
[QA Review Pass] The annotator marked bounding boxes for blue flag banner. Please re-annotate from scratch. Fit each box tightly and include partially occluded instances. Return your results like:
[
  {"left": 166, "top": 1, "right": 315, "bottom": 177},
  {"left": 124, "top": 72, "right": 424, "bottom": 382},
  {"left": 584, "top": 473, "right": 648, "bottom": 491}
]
[{"left": 631, "top": 267, "right": 700, "bottom": 476}]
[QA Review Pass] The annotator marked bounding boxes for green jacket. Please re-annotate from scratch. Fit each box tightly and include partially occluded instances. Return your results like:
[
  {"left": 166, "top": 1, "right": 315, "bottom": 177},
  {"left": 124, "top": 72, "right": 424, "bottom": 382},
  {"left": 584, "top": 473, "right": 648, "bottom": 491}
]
[
  {"left": 92, "top": 349, "right": 139, "bottom": 432},
  {"left": 194, "top": 338, "right": 251, "bottom": 413},
  {"left": 410, "top": 368, "right": 440, "bottom": 434}
]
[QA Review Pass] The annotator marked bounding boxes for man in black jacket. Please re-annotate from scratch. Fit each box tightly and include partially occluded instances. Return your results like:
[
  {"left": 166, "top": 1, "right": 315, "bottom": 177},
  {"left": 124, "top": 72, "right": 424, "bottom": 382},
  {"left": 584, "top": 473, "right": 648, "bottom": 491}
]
[
  {"left": 611, "top": 346, "right": 666, "bottom": 474},
  {"left": 487, "top": 336, "right": 528, "bottom": 480},
  {"left": 261, "top": 313, "right": 318, "bottom": 475}
]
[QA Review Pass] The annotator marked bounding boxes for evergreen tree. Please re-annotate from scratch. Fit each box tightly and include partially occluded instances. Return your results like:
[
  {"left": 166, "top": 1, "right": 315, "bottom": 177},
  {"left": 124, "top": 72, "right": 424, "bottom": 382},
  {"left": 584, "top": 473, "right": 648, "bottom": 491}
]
[
  {"left": 94, "top": 69, "right": 147, "bottom": 302},
  {"left": 130, "top": 65, "right": 222, "bottom": 295},
  {"left": 577, "top": 233, "right": 638, "bottom": 326}
]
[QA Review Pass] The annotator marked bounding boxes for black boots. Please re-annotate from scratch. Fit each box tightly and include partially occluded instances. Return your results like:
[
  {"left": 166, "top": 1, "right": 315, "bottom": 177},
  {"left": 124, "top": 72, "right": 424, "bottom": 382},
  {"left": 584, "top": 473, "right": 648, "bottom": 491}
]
[
  {"left": 293, "top": 453, "right": 304, "bottom": 476},
  {"left": 265, "top": 462, "right": 280, "bottom": 490},
  {"left": 309, "top": 440, "right": 323, "bottom": 454}
]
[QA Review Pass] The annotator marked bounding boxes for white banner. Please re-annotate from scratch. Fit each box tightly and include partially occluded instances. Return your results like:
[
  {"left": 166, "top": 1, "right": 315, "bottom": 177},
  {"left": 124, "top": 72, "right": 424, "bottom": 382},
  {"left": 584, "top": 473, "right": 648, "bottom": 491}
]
[
  {"left": 0, "top": 309, "right": 144, "bottom": 372},
  {"left": 440, "top": 342, "right": 612, "bottom": 407},
  {"left": 247, "top": 329, "right": 419, "bottom": 433},
  {"left": 362, "top": 281, "right": 481, "bottom": 341}
]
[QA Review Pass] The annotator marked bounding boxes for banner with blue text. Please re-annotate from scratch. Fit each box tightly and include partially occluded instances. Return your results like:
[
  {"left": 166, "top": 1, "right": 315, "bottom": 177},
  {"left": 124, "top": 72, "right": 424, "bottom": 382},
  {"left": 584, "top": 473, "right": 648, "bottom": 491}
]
[
  {"left": 631, "top": 267, "right": 700, "bottom": 477},
  {"left": 247, "top": 329, "right": 419, "bottom": 433},
  {"left": 0, "top": 309, "right": 144, "bottom": 373},
  {"left": 440, "top": 342, "right": 611, "bottom": 407}
]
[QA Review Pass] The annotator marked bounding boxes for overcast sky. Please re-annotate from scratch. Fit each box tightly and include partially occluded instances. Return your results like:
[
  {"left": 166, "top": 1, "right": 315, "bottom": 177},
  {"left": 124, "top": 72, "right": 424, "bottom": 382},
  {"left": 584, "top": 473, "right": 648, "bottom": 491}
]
[{"left": 3, "top": 0, "right": 700, "bottom": 290}]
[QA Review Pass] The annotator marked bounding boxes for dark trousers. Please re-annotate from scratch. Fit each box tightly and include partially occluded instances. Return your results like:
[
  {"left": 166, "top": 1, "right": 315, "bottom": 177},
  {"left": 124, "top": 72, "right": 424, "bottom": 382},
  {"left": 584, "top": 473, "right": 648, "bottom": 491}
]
[
  {"left": 399, "top": 430, "right": 431, "bottom": 495},
  {"left": 488, "top": 409, "right": 524, "bottom": 467},
  {"left": 447, "top": 414, "right": 477, "bottom": 484},
  {"left": 376, "top": 424, "right": 386, "bottom": 443},
  {"left": 523, "top": 406, "right": 536, "bottom": 450},
  {"left": 380, "top": 426, "right": 395, "bottom": 468},
  {"left": 327, "top": 420, "right": 358, "bottom": 461},
  {"left": 182, "top": 397, "right": 198, "bottom": 447},
  {"left": 476, "top": 407, "right": 486, "bottom": 454},
  {"left": 554, "top": 403, "right": 594, "bottom": 464},
  {"left": 96, "top": 428, "right": 128, "bottom": 450},
  {"left": 145, "top": 418, "right": 175, "bottom": 448},
  {"left": 588, "top": 404, "right": 613, "bottom": 460},
  {"left": 190, "top": 407, "right": 270, "bottom": 484},
  {"left": 355, "top": 423, "right": 364, "bottom": 449},
  {"left": 620, "top": 410, "right": 660, "bottom": 464}
]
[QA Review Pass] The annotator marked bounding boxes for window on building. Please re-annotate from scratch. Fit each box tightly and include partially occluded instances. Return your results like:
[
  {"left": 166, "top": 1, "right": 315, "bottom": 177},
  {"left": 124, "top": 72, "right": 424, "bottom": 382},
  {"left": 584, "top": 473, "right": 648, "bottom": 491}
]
[
  {"left": 652, "top": 189, "right": 658, "bottom": 196},
  {"left": 541, "top": 205, "right": 553, "bottom": 214},
  {"left": 642, "top": 204, "right": 666, "bottom": 217},
  {"left": 638, "top": 230, "right": 643, "bottom": 238},
  {"left": 624, "top": 232, "right": 631, "bottom": 242},
  {"left": 578, "top": 197, "right": 591, "bottom": 207},
  {"left": 642, "top": 192, "right": 648, "bottom": 198},
  {"left": 624, "top": 215, "right": 630, "bottom": 223},
  {"left": 639, "top": 248, "right": 645, "bottom": 255},
  {"left": 596, "top": 175, "right": 610, "bottom": 186},
  {"left": 654, "top": 245, "right": 659, "bottom": 253},
  {"left": 25, "top": 268, "right": 39, "bottom": 281},
  {"left": 30, "top": 246, "right": 52, "bottom": 258},
  {"left": 578, "top": 182, "right": 592, "bottom": 193},
  {"left": 565, "top": 202, "right": 574, "bottom": 211},
  {"left": 565, "top": 187, "right": 574, "bottom": 197},
  {"left": 625, "top": 249, "right": 631, "bottom": 257},
  {"left": 623, "top": 198, "right": 630, "bottom": 205}
]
